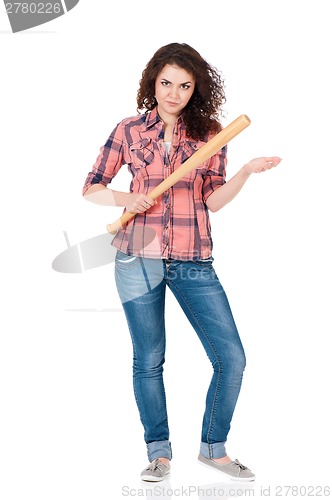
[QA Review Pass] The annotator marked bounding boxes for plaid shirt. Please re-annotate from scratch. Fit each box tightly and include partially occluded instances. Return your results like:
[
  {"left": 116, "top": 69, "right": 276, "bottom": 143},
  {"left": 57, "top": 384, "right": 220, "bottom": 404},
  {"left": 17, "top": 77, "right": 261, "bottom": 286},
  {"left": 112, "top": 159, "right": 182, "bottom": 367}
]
[{"left": 83, "top": 108, "right": 227, "bottom": 260}]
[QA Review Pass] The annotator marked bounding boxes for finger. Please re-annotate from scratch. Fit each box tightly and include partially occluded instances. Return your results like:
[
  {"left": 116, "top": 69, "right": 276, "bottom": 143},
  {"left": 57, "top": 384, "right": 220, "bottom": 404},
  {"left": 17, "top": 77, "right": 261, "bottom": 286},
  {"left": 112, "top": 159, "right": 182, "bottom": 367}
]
[
  {"left": 137, "top": 206, "right": 147, "bottom": 213},
  {"left": 137, "top": 202, "right": 151, "bottom": 213},
  {"left": 262, "top": 157, "right": 281, "bottom": 172},
  {"left": 264, "top": 160, "right": 276, "bottom": 170},
  {"left": 143, "top": 198, "right": 155, "bottom": 209},
  {"left": 145, "top": 197, "right": 155, "bottom": 207},
  {"left": 266, "top": 156, "right": 282, "bottom": 165}
]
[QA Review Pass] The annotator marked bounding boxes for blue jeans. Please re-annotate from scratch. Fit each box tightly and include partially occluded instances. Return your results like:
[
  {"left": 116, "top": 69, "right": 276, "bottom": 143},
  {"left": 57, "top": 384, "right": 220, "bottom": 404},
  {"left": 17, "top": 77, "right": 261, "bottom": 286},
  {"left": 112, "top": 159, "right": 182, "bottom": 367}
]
[{"left": 114, "top": 250, "right": 246, "bottom": 462}]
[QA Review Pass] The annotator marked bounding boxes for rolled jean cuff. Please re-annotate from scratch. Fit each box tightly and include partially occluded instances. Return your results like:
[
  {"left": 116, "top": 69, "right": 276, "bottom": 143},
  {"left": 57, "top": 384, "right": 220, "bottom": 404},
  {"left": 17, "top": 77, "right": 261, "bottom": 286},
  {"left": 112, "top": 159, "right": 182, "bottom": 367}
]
[
  {"left": 200, "top": 441, "right": 226, "bottom": 459},
  {"left": 147, "top": 440, "right": 172, "bottom": 461}
]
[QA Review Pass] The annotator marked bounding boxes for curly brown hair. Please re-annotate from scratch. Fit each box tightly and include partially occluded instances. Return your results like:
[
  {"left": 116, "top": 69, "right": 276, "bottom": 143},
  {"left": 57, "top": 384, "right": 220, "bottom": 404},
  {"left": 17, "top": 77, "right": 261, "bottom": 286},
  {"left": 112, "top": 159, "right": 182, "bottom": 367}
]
[{"left": 137, "top": 43, "right": 226, "bottom": 140}]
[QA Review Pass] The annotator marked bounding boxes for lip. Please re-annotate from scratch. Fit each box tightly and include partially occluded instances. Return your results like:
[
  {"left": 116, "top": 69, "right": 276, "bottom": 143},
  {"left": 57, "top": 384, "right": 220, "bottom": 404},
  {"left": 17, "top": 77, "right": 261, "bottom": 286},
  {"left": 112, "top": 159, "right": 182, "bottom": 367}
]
[{"left": 166, "top": 101, "right": 179, "bottom": 106}]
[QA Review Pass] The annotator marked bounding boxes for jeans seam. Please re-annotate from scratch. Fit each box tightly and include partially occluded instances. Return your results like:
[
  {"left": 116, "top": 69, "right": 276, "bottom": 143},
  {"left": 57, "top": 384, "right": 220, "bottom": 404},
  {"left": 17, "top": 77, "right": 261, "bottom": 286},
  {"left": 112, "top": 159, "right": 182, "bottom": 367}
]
[
  {"left": 122, "top": 280, "right": 169, "bottom": 445},
  {"left": 167, "top": 280, "right": 222, "bottom": 444}
]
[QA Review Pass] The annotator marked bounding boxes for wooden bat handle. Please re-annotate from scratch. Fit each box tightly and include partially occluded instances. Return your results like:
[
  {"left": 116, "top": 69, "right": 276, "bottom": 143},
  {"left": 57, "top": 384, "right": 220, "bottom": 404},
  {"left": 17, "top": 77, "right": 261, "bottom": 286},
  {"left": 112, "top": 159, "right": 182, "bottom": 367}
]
[{"left": 107, "top": 114, "right": 251, "bottom": 234}]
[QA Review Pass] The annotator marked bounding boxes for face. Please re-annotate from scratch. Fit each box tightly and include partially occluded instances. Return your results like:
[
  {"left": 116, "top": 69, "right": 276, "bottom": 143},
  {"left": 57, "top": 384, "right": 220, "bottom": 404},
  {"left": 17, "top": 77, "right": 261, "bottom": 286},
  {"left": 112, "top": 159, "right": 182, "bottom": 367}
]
[{"left": 155, "top": 64, "right": 195, "bottom": 121}]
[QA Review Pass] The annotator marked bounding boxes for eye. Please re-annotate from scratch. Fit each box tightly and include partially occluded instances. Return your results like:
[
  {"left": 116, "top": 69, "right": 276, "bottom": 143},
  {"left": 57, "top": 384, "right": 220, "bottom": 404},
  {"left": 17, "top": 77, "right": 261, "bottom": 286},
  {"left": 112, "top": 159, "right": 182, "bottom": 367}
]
[
  {"left": 161, "top": 81, "right": 170, "bottom": 86},
  {"left": 181, "top": 84, "right": 191, "bottom": 90}
]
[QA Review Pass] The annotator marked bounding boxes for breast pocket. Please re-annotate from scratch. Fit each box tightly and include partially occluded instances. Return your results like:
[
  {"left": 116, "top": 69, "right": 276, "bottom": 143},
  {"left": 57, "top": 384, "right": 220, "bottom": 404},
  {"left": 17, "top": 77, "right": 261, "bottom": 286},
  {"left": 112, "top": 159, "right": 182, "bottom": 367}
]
[
  {"left": 129, "top": 138, "right": 155, "bottom": 174},
  {"left": 180, "top": 140, "right": 208, "bottom": 181}
]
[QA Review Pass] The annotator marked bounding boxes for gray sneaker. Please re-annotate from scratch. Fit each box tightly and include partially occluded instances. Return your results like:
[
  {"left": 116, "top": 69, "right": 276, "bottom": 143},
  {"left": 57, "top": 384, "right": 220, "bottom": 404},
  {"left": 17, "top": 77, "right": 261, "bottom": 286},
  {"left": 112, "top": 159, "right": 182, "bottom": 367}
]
[
  {"left": 198, "top": 453, "right": 255, "bottom": 481},
  {"left": 141, "top": 458, "right": 170, "bottom": 482}
]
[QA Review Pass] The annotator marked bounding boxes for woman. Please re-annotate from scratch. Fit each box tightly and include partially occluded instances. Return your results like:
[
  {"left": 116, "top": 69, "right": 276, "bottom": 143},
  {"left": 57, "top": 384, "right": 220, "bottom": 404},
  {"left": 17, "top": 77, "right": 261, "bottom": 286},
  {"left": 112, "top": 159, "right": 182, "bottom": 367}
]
[{"left": 83, "top": 42, "right": 281, "bottom": 482}]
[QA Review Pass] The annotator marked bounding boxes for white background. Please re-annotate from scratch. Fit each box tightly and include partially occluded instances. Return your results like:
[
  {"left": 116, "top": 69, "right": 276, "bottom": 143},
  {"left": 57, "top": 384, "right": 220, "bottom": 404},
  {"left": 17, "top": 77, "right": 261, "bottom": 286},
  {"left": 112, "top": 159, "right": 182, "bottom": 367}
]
[{"left": 1, "top": 1, "right": 331, "bottom": 499}]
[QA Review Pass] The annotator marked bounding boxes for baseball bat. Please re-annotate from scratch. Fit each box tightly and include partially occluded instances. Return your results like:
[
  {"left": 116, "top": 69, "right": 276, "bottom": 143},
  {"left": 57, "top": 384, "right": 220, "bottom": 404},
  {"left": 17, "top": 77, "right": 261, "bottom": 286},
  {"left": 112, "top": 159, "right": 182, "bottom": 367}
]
[{"left": 106, "top": 114, "right": 251, "bottom": 234}]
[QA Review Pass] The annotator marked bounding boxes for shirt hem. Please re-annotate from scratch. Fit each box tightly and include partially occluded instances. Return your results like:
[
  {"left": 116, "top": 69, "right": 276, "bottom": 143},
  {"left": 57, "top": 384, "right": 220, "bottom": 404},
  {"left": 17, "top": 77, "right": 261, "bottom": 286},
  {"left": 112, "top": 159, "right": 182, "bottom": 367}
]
[{"left": 111, "top": 241, "right": 212, "bottom": 261}]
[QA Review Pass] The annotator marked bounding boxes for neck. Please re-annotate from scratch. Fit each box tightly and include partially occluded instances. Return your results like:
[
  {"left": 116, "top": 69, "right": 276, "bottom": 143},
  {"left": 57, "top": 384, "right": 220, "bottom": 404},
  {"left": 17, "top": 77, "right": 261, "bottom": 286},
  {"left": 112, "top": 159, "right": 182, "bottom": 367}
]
[{"left": 157, "top": 106, "right": 178, "bottom": 128}]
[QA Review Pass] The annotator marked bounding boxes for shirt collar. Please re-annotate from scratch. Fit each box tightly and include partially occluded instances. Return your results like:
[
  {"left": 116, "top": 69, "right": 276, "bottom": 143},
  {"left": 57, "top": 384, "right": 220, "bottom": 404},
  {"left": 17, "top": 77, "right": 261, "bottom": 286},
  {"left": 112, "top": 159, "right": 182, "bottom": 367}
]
[
  {"left": 145, "top": 107, "right": 161, "bottom": 129},
  {"left": 145, "top": 107, "right": 185, "bottom": 129}
]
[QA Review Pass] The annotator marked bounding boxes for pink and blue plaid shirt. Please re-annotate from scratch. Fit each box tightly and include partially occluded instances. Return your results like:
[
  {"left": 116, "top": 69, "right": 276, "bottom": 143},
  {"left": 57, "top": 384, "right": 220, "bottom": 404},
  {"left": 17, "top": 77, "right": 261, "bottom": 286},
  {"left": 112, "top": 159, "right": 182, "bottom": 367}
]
[{"left": 83, "top": 108, "right": 227, "bottom": 260}]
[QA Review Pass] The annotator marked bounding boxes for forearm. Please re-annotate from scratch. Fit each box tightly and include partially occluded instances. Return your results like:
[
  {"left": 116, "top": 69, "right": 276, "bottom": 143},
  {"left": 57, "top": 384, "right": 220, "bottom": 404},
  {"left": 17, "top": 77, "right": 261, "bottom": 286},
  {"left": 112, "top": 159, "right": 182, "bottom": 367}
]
[
  {"left": 206, "top": 166, "right": 251, "bottom": 212},
  {"left": 83, "top": 184, "right": 131, "bottom": 206}
]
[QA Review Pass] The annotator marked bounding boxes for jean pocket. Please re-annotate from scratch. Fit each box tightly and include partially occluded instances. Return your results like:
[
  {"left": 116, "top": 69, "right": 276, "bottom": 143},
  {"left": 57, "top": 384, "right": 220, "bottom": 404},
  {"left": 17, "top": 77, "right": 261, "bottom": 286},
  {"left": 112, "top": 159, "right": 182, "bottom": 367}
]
[
  {"left": 194, "top": 257, "right": 214, "bottom": 266},
  {"left": 115, "top": 250, "right": 140, "bottom": 269}
]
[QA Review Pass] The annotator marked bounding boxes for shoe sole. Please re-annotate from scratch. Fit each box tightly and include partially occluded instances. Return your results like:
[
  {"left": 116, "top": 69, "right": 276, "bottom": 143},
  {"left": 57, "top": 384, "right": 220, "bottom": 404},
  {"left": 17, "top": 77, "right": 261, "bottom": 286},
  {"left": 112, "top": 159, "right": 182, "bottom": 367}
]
[
  {"left": 141, "top": 470, "right": 170, "bottom": 482},
  {"left": 197, "top": 456, "right": 256, "bottom": 482}
]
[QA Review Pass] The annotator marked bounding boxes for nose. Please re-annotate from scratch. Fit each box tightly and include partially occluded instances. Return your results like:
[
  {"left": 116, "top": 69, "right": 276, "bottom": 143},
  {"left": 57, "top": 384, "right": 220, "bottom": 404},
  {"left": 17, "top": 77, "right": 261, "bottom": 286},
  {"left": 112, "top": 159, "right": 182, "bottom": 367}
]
[{"left": 169, "top": 86, "right": 179, "bottom": 100}]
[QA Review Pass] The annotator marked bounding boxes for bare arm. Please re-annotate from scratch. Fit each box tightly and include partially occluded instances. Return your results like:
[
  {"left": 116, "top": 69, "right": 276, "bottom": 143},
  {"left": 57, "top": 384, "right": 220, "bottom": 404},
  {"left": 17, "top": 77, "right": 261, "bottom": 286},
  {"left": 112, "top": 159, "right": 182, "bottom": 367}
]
[
  {"left": 83, "top": 184, "right": 156, "bottom": 214},
  {"left": 206, "top": 156, "right": 282, "bottom": 212}
]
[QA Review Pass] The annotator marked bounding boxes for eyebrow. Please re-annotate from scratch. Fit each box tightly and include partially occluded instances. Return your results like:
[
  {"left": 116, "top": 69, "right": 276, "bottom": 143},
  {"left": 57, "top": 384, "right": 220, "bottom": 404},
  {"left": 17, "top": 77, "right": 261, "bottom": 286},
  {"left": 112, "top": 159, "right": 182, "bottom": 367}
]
[{"left": 161, "top": 78, "right": 193, "bottom": 85}]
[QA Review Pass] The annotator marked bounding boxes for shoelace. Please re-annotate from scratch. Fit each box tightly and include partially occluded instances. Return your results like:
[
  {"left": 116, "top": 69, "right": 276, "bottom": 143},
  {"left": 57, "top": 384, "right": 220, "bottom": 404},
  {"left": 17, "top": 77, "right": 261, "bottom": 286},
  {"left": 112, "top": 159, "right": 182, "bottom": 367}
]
[
  {"left": 147, "top": 459, "right": 163, "bottom": 472},
  {"left": 234, "top": 459, "right": 248, "bottom": 470}
]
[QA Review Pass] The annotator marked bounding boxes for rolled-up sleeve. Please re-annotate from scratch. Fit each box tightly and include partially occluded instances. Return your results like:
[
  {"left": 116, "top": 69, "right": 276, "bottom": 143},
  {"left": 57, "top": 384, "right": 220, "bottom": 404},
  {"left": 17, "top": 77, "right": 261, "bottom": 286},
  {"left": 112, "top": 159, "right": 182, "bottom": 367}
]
[
  {"left": 202, "top": 145, "right": 227, "bottom": 203},
  {"left": 82, "top": 121, "right": 125, "bottom": 196}
]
